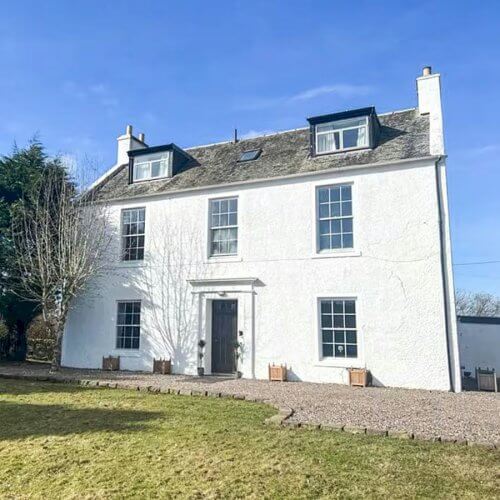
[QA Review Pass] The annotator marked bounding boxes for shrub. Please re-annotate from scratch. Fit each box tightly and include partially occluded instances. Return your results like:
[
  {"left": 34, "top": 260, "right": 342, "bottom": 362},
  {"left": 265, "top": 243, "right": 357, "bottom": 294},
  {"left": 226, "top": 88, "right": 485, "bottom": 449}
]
[{"left": 27, "top": 315, "right": 56, "bottom": 361}]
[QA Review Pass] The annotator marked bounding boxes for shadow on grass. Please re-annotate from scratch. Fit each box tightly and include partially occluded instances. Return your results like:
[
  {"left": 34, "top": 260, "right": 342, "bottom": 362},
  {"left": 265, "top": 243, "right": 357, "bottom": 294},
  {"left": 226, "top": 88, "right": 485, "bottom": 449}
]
[
  {"left": 0, "top": 401, "right": 161, "bottom": 441},
  {"left": 0, "top": 379, "right": 99, "bottom": 396}
]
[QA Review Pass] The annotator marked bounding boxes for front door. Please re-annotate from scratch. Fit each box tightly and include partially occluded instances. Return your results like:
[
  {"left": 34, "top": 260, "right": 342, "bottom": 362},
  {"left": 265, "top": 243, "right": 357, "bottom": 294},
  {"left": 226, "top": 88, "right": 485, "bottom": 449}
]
[{"left": 211, "top": 300, "right": 237, "bottom": 373}]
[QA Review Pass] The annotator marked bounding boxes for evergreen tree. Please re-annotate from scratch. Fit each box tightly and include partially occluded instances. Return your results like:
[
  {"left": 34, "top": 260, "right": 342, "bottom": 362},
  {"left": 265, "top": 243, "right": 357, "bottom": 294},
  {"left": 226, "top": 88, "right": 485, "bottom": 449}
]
[{"left": 0, "top": 141, "right": 64, "bottom": 359}]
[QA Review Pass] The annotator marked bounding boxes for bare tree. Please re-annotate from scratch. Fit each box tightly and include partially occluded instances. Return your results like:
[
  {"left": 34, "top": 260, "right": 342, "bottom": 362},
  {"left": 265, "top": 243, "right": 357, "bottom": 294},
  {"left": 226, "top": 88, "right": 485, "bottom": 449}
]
[
  {"left": 131, "top": 217, "right": 209, "bottom": 372},
  {"left": 455, "top": 289, "right": 500, "bottom": 317},
  {"left": 11, "top": 167, "right": 112, "bottom": 370}
]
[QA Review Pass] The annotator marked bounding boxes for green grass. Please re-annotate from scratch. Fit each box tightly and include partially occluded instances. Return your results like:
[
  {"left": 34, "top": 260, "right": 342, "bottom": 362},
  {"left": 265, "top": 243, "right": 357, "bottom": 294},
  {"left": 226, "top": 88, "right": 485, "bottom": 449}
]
[{"left": 0, "top": 380, "right": 498, "bottom": 499}]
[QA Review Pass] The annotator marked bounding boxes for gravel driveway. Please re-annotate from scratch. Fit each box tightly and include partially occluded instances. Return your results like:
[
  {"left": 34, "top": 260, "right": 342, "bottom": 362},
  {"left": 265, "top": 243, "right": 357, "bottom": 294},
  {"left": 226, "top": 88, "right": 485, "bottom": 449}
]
[{"left": 1, "top": 362, "right": 498, "bottom": 446}]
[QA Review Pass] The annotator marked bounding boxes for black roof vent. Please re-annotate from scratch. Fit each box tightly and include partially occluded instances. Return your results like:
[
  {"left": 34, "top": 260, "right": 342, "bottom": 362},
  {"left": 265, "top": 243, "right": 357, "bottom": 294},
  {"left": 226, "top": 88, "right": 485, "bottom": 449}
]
[{"left": 238, "top": 149, "right": 261, "bottom": 162}]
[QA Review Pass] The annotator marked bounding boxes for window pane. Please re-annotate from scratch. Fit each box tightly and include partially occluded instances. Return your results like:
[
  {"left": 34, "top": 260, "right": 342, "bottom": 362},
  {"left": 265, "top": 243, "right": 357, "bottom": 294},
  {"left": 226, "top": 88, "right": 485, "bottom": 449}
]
[
  {"left": 333, "top": 315, "right": 344, "bottom": 328},
  {"left": 331, "top": 235, "right": 342, "bottom": 248},
  {"left": 343, "top": 128, "right": 361, "bottom": 149},
  {"left": 331, "top": 219, "right": 341, "bottom": 234},
  {"left": 342, "top": 218, "right": 353, "bottom": 233},
  {"left": 330, "top": 203, "right": 341, "bottom": 217},
  {"left": 341, "top": 185, "right": 351, "bottom": 201},
  {"left": 319, "top": 204, "right": 329, "bottom": 219},
  {"left": 335, "top": 344, "right": 346, "bottom": 357},
  {"left": 346, "top": 345, "right": 357, "bottom": 358},
  {"left": 322, "top": 315, "right": 332, "bottom": 328},
  {"left": 228, "top": 239, "right": 238, "bottom": 254},
  {"left": 342, "top": 202, "right": 352, "bottom": 217},
  {"left": 322, "top": 344, "right": 334, "bottom": 357},
  {"left": 321, "top": 301, "right": 332, "bottom": 314},
  {"left": 317, "top": 132, "right": 336, "bottom": 153},
  {"left": 318, "top": 188, "right": 329, "bottom": 203},
  {"left": 333, "top": 301, "right": 343, "bottom": 313},
  {"left": 322, "top": 330, "right": 333, "bottom": 343},
  {"left": 342, "top": 234, "right": 353, "bottom": 249},
  {"left": 319, "top": 235, "right": 330, "bottom": 250},
  {"left": 345, "top": 301, "right": 356, "bottom": 313},
  {"left": 346, "top": 330, "right": 357, "bottom": 344},
  {"left": 334, "top": 330, "right": 345, "bottom": 343},
  {"left": 331, "top": 117, "right": 366, "bottom": 130},
  {"left": 345, "top": 315, "right": 356, "bottom": 329},
  {"left": 331, "top": 187, "right": 341, "bottom": 202},
  {"left": 134, "top": 163, "right": 149, "bottom": 180},
  {"left": 319, "top": 220, "right": 329, "bottom": 235}
]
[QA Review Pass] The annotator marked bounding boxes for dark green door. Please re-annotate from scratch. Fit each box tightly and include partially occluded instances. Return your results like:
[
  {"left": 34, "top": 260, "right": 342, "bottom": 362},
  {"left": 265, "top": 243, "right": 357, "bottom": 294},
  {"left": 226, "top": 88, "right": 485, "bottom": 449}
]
[{"left": 211, "top": 300, "right": 237, "bottom": 373}]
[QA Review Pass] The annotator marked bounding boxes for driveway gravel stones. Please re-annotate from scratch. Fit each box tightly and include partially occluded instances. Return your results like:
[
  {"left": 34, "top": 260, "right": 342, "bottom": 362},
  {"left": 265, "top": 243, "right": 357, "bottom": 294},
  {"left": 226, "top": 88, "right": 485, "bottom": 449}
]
[{"left": 0, "top": 362, "right": 498, "bottom": 447}]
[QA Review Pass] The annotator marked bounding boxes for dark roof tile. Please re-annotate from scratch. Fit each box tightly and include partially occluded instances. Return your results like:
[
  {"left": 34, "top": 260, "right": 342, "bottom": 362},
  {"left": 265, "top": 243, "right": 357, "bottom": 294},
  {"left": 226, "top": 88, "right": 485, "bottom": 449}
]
[{"left": 93, "top": 109, "right": 430, "bottom": 201}]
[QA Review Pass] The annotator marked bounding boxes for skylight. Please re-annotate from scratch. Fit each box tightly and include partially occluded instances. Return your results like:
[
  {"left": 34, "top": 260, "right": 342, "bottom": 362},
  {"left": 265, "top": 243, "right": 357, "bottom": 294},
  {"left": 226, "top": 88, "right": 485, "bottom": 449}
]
[{"left": 238, "top": 149, "right": 261, "bottom": 162}]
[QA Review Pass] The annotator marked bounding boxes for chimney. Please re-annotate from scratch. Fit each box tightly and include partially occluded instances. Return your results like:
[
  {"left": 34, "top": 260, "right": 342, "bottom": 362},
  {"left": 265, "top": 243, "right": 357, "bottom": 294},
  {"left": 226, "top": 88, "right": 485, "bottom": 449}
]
[
  {"left": 138, "top": 133, "right": 145, "bottom": 143},
  {"left": 416, "top": 66, "right": 444, "bottom": 155},
  {"left": 116, "top": 125, "right": 148, "bottom": 165}
]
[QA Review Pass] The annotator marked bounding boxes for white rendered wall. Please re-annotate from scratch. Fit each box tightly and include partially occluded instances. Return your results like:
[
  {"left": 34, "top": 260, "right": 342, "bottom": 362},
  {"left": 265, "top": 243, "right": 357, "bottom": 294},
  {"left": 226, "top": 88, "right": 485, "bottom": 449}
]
[
  {"left": 458, "top": 321, "right": 500, "bottom": 373},
  {"left": 62, "top": 159, "right": 454, "bottom": 390}
]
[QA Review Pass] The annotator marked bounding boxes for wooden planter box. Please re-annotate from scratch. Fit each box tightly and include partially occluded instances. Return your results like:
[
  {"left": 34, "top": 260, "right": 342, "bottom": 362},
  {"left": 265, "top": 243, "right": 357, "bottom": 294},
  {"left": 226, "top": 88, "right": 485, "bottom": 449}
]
[
  {"left": 476, "top": 367, "right": 498, "bottom": 392},
  {"left": 102, "top": 355, "right": 120, "bottom": 371},
  {"left": 268, "top": 364, "right": 287, "bottom": 382},
  {"left": 348, "top": 368, "right": 369, "bottom": 387},
  {"left": 153, "top": 358, "right": 171, "bottom": 375}
]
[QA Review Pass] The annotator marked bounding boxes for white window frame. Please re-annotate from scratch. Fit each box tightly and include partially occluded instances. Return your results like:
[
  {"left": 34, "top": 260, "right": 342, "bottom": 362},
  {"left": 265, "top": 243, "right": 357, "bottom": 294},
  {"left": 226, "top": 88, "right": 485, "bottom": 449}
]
[
  {"left": 316, "top": 183, "right": 354, "bottom": 253},
  {"left": 115, "top": 300, "right": 141, "bottom": 350},
  {"left": 208, "top": 197, "right": 238, "bottom": 257},
  {"left": 315, "top": 116, "right": 369, "bottom": 154},
  {"left": 121, "top": 207, "right": 146, "bottom": 262},
  {"left": 132, "top": 152, "right": 171, "bottom": 182},
  {"left": 315, "top": 295, "right": 363, "bottom": 368}
]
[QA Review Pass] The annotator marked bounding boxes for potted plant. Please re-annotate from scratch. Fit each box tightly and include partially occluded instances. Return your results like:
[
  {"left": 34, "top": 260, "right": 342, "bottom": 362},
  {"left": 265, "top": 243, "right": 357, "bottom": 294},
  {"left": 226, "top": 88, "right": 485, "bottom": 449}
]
[
  {"left": 234, "top": 341, "right": 243, "bottom": 378},
  {"left": 197, "top": 339, "right": 206, "bottom": 376}
]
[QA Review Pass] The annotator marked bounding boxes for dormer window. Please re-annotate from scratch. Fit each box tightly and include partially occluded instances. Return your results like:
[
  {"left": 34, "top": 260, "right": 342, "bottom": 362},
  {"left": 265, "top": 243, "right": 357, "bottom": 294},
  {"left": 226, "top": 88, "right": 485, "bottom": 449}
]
[
  {"left": 133, "top": 152, "right": 171, "bottom": 181},
  {"left": 308, "top": 107, "right": 380, "bottom": 157},
  {"left": 316, "top": 117, "right": 368, "bottom": 154},
  {"left": 128, "top": 144, "right": 195, "bottom": 184}
]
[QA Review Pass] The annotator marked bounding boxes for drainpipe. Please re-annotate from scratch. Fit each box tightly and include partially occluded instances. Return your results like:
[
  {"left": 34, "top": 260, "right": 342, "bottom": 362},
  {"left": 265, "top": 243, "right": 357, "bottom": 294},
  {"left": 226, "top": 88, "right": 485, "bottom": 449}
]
[{"left": 434, "top": 156, "right": 455, "bottom": 392}]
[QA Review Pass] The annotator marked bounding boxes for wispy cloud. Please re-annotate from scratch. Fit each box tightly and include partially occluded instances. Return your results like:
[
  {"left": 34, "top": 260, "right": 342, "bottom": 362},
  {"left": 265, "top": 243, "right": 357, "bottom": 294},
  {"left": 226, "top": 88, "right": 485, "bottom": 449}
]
[
  {"left": 466, "top": 144, "right": 500, "bottom": 155},
  {"left": 236, "top": 83, "right": 373, "bottom": 111},
  {"left": 289, "top": 84, "right": 372, "bottom": 101},
  {"left": 62, "top": 81, "right": 119, "bottom": 113},
  {"left": 240, "top": 129, "right": 276, "bottom": 140}
]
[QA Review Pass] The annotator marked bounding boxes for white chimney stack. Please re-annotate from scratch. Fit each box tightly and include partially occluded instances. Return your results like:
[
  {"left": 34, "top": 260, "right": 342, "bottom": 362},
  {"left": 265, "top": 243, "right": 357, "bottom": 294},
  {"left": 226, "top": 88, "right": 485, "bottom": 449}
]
[
  {"left": 116, "top": 125, "right": 148, "bottom": 165},
  {"left": 416, "top": 66, "right": 444, "bottom": 155}
]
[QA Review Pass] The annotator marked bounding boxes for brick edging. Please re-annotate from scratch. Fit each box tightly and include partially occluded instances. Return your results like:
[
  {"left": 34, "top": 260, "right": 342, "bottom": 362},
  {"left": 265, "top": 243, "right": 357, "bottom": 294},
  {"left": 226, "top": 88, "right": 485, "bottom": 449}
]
[{"left": 0, "top": 372, "right": 496, "bottom": 449}]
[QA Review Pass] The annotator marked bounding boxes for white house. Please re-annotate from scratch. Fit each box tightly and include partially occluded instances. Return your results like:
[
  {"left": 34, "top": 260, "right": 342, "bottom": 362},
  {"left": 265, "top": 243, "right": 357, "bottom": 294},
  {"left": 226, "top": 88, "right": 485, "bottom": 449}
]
[{"left": 62, "top": 67, "right": 462, "bottom": 392}]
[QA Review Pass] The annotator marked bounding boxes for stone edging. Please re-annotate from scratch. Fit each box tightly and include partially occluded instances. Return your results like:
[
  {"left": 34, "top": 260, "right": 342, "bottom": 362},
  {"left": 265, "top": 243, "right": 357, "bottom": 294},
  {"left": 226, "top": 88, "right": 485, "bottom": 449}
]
[
  {"left": 0, "top": 373, "right": 497, "bottom": 450},
  {"left": 281, "top": 421, "right": 497, "bottom": 449}
]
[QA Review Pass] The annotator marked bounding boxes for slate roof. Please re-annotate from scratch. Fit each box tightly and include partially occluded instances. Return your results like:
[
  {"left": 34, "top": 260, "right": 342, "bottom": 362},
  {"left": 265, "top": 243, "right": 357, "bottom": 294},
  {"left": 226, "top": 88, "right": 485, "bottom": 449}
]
[{"left": 93, "top": 108, "right": 431, "bottom": 201}]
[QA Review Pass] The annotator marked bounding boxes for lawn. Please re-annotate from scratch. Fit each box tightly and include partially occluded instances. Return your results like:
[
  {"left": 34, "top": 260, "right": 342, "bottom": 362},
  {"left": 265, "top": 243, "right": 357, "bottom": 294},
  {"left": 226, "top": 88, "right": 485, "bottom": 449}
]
[{"left": 0, "top": 380, "right": 498, "bottom": 499}]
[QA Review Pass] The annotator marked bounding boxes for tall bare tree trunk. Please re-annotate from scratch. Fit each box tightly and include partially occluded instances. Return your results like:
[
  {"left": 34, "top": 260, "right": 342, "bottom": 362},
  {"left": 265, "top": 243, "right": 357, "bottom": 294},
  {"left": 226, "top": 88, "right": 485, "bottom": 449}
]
[{"left": 50, "top": 319, "right": 65, "bottom": 372}]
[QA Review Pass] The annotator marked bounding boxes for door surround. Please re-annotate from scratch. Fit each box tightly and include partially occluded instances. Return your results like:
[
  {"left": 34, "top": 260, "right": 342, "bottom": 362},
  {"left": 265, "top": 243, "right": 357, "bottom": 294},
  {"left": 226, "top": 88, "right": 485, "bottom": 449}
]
[{"left": 188, "top": 277, "right": 258, "bottom": 378}]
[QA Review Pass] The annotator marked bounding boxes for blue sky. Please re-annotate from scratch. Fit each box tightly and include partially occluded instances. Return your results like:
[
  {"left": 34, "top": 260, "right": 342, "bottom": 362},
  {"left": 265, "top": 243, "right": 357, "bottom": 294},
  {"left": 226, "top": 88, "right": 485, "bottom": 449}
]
[{"left": 1, "top": 1, "right": 499, "bottom": 294}]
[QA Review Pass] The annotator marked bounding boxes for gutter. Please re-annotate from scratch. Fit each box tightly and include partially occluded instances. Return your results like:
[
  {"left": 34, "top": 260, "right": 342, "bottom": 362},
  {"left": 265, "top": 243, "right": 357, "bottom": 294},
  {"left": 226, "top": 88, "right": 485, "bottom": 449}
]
[
  {"left": 98, "top": 154, "right": 444, "bottom": 205},
  {"left": 434, "top": 156, "right": 455, "bottom": 392}
]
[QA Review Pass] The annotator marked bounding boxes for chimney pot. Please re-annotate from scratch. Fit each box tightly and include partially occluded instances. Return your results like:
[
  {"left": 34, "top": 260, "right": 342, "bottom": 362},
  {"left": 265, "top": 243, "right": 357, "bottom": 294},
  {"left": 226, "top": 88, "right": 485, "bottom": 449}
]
[
  {"left": 138, "top": 133, "right": 145, "bottom": 142},
  {"left": 126, "top": 124, "right": 133, "bottom": 135},
  {"left": 423, "top": 66, "right": 432, "bottom": 76}
]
